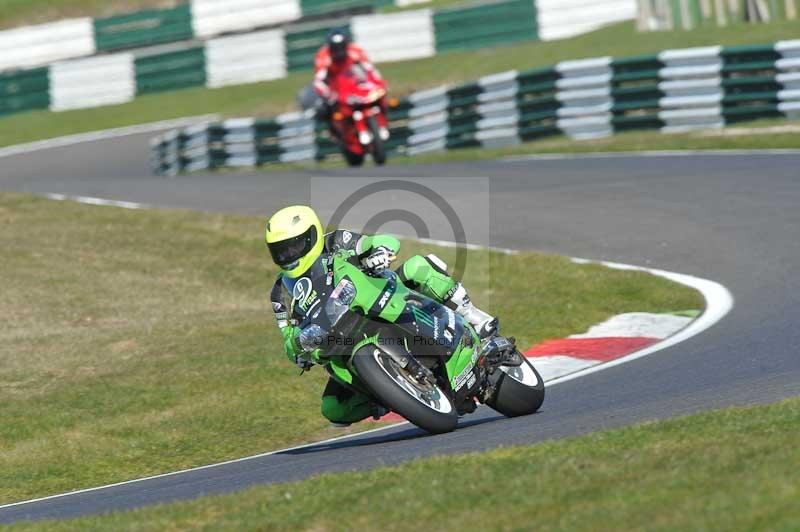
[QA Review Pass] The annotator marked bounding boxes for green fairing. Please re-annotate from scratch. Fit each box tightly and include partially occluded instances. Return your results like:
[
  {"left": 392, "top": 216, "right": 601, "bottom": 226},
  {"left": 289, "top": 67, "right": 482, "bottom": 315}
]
[
  {"left": 328, "top": 333, "right": 380, "bottom": 388},
  {"left": 328, "top": 358, "right": 354, "bottom": 385},
  {"left": 332, "top": 251, "right": 406, "bottom": 323},
  {"left": 445, "top": 328, "right": 480, "bottom": 388}
]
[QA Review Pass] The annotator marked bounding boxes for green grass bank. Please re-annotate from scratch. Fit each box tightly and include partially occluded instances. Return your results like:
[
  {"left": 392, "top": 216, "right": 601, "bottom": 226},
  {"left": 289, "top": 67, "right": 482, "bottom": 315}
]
[
  {"left": 12, "top": 397, "right": 800, "bottom": 530},
  {"left": 0, "top": 193, "right": 702, "bottom": 504}
]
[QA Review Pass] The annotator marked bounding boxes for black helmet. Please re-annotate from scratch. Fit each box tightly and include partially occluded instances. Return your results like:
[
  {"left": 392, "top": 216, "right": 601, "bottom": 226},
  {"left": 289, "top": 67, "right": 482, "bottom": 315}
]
[{"left": 326, "top": 28, "right": 349, "bottom": 63}]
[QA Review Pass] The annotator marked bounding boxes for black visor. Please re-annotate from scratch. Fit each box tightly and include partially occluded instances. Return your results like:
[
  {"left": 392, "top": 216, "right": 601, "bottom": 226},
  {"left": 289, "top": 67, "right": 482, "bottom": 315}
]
[
  {"left": 268, "top": 225, "right": 318, "bottom": 269},
  {"left": 330, "top": 41, "right": 347, "bottom": 62}
]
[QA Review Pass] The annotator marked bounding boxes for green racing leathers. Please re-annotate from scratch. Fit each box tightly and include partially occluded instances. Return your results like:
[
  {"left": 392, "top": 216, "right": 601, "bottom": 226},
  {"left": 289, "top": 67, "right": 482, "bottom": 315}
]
[{"left": 270, "top": 229, "right": 481, "bottom": 424}]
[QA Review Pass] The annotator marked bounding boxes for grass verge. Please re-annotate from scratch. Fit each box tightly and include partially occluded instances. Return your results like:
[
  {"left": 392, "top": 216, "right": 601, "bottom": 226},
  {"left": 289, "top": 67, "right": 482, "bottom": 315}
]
[
  {"left": 0, "top": 192, "right": 702, "bottom": 504},
  {"left": 13, "top": 397, "right": 800, "bottom": 530},
  {"left": 405, "top": 120, "right": 800, "bottom": 164},
  {"left": 379, "top": 0, "right": 467, "bottom": 13},
  {"left": 2, "top": 18, "right": 799, "bottom": 148}
]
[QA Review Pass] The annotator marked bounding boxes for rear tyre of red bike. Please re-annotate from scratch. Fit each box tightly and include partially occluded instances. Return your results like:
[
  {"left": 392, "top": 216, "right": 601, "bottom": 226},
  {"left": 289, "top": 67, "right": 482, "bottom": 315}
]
[{"left": 342, "top": 149, "right": 365, "bottom": 167}]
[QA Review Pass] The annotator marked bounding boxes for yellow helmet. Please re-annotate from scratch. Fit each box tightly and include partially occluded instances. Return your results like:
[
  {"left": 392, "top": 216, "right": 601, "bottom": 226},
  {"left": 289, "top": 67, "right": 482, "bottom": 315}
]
[{"left": 265, "top": 205, "right": 324, "bottom": 278}]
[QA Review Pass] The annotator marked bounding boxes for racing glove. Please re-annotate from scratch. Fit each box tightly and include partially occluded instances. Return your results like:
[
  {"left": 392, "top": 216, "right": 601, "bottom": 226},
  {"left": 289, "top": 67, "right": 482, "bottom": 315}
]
[
  {"left": 362, "top": 246, "right": 396, "bottom": 273},
  {"left": 282, "top": 325, "right": 323, "bottom": 370}
]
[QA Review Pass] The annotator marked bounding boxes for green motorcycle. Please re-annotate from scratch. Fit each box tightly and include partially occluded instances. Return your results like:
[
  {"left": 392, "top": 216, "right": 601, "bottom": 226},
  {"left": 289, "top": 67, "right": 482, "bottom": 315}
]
[{"left": 297, "top": 250, "right": 545, "bottom": 434}]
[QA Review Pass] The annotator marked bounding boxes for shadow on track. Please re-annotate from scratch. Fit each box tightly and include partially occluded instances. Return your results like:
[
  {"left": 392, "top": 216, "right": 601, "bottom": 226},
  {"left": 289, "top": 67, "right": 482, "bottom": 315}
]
[{"left": 281, "top": 412, "right": 508, "bottom": 455}]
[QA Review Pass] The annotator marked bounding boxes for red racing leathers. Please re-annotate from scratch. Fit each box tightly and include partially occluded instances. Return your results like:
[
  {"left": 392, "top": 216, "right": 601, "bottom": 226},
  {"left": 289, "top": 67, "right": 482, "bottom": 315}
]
[{"left": 313, "top": 43, "right": 383, "bottom": 103}]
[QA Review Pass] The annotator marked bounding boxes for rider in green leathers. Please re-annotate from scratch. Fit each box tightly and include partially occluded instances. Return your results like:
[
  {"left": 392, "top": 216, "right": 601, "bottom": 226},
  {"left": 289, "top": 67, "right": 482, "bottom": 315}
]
[{"left": 266, "top": 205, "right": 497, "bottom": 426}]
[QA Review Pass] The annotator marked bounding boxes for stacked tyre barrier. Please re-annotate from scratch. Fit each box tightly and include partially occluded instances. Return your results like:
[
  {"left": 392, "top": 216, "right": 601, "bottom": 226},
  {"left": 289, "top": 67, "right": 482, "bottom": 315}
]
[
  {"left": 150, "top": 40, "right": 800, "bottom": 174},
  {"left": 0, "top": 0, "right": 635, "bottom": 116}
]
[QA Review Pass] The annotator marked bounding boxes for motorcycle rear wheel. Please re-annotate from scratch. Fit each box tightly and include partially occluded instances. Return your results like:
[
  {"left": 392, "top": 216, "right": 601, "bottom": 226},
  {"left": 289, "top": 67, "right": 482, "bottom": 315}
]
[
  {"left": 353, "top": 345, "right": 457, "bottom": 434},
  {"left": 342, "top": 149, "right": 365, "bottom": 167},
  {"left": 486, "top": 355, "right": 545, "bottom": 417}
]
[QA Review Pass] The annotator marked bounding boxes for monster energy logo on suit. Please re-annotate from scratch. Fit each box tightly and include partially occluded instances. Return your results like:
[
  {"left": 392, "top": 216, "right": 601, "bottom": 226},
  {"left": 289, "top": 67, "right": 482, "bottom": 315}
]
[{"left": 411, "top": 306, "right": 435, "bottom": 328}]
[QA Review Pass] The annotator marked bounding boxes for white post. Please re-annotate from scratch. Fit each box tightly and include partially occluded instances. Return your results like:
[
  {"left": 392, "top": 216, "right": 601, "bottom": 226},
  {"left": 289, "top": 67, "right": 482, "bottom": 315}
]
[
  {"left": 701, "top": 0, "right": 712, "bottom": 18},
  {"left": 714, "top": 0, "right": 728, "bottom": 24},
  {"left": 785, "top": 0, "right": 797, "bottom": 18},
  {"left": 680, "top": 0, "right": 694, "bottom": 28}
]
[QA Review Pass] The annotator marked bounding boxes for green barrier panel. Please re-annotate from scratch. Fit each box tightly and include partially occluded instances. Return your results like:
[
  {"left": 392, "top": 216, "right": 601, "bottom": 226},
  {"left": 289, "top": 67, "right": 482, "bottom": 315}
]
[
  {"left": 286, "top": 24, "right": 351, "bottom": 72},
  {"left": 723, "top": 103, "right": 782, "bottom": 123},
  {"left": 135, "top": 47, "right": 206, "bottom": 95},
  {"left": 723, "top": 75, "right": 780, "bottom": 92},
  {"left": 94, "top": 5, "right": 194, "bottom": 52},
  {"left": 612, "top": 85, "right": 664, "bottom": 102},
  {"left": 723, "top": 90, "right": 780, "bottom": 104},
  {"left": 612, "top": 55, "right": 664, "bottom": 85},
  {"left": 0, "top": 67, "right": 50, "bottom": 116},
  {"left": 612, "top": 114, "right": 664, "bottom": 130},
  {"left": 517, "top": 95, "right": 559, "bottom": 114},
  {"left": 516, "top": 67, "right": 559, "bottom": 95},
  {"left": 300, "top": 0, "right": 373, "bottom": 17},
  {"left": 434, "top": 0, "right": 537, "bottom": 53},
  {"left": 0, "top": 67, "right": 49, "bottom": 96},
  {"left": 612, "top": 98, "right": 662, "bottom": 112},
  {"left": 518, "top": 122, "right": 559, "bottom": 141}
]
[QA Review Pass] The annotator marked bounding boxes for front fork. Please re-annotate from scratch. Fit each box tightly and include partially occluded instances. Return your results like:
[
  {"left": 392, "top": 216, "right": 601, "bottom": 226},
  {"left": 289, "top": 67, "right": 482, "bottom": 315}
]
[{"left": 353, "top": 98, "right": 389, "bottom": 146}]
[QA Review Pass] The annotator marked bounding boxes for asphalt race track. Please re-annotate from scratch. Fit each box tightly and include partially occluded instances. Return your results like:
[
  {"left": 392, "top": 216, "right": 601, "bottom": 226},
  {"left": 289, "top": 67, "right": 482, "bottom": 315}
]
[{"left": 1, "top": 131, "right": 799, "bottom": 523}]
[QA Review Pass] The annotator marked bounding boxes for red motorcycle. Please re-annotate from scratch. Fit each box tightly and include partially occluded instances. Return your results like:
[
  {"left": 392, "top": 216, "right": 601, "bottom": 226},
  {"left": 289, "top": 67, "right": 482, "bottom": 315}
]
[{"left": 330, "top": 66, "right": 390, "bottom": 167}]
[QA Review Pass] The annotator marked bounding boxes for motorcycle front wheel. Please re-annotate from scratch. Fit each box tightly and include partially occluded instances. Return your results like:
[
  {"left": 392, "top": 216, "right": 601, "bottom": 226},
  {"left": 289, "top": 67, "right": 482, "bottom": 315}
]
[
  {"left": 353, "top": 345, "right": 457, "bottom": 434},
  {"left": 367, "top": 116, "right": 387, "bottom": 166}
]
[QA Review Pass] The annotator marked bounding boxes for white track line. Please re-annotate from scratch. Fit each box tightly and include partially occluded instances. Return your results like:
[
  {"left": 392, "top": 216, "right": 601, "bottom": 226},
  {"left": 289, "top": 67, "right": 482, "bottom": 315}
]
[
  {"left": 0, "top": 424, "right": 396, "bottom": 512},
  {"left": 501, "top": 149, "right": 800, "bottom": 163},
  {"left": 0, "top": 115, "right": 218, "bottom": 160},
  {"left": 0, "top": 233, "right": 734, "bottom": 512},
  {"left": 45, "top": 194, "right": 149, "bottom": 210}
]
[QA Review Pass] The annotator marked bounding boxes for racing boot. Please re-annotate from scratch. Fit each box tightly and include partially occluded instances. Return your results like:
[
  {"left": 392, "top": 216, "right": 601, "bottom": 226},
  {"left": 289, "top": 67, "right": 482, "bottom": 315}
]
[
  {"left": 372, "top": 404, "right": 390, "bottom": 421},
  {"left": 447, "top": 283, "right": 498, "bottom": 339}
]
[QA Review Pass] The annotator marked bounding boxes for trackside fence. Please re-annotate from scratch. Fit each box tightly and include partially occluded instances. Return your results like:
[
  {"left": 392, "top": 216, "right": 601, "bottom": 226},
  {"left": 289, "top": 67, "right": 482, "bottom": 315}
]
[
  {"left": 0, "top": 0, "right": 636, "bottom": 115},
  {"left": 150, "top": 40, "right": 800, "bottom": 174}
]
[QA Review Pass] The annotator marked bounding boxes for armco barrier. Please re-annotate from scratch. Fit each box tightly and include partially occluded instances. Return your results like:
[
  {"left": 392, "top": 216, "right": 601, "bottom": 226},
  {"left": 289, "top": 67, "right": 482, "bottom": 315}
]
[
  {"left": 0, "top": 0, "right": 637, "bottom": 76},
  {"left": 50, "top": 54, "right": 136, "bottom": 112},
  {"left": 0, "top": 0, "right": 637, "bottom": 115},
  {"left": 150, "top": 40, "right": 800, "bottom": 175},
  {"left": 285, "top": 21, "right": 346, "bottom": 72},
  {"left": 300, "top": 0, "right": 379, "bottom": 17},
  {"left": 0, "top": 67, "right": 50, "bottom": 116},
  {"left": 0, "top": 18, "right": 95, "bottom": 72},
  {"left": 205, "top": 29, "right": 287, "bottom": 88},
  {"left": 190, "top": 0, "right": 301, "bottom": 39},
  {"left": 433, "top": 0, "right": 537, "bottom": 53},
  {"left": 537, "top": 0, "right": 636, "bottom": 41},
  {"left": 94, "top": 5, "right": 194, "bottom": 52},
  {"left": 351, "top": 10, "right": 435, "bottom": 63},
  {"left": 135, "top": 46, "right": 207, "bottom": 95}
]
